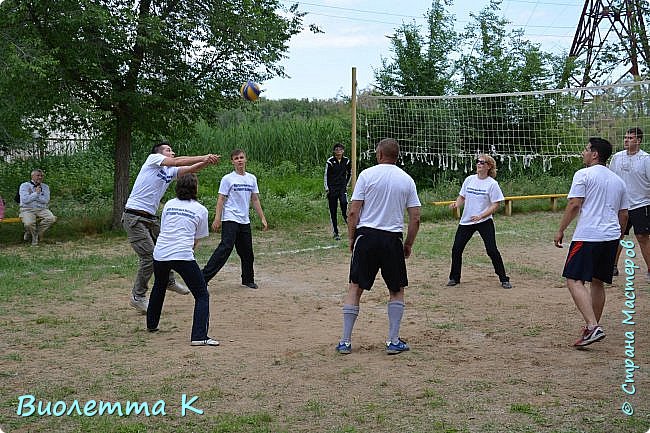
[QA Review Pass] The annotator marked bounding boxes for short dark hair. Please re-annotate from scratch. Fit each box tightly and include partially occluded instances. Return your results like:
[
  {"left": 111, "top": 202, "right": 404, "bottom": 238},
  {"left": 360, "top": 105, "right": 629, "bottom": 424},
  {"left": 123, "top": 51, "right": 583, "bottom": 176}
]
[
  {"left": 175, "top": 173, "right": 198, "bottom": 200},
  {"left": 230, "top": 149, "right": 245, "bottom": 159},
  {"left": 627, "top": 127, "right": 643, "bottom": 142},
  {"left": 151, "top": 141, "right": 171, "bottom": 154},
  {"left": 588, "top": 137, "right": 612, "bottom": 164},
  {"left": 333, "top": 143, "right": 344, "bottom": 151},
  {"left": 376, "top": 138, "right": 399, "bottom": 161}
]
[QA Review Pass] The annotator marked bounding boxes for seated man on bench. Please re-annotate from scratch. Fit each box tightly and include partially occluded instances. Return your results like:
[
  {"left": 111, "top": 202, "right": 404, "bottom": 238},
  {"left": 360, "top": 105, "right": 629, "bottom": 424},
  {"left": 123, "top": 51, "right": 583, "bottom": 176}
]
[{"left": 19, "top": 169, "right": 57, "bottom": 246}]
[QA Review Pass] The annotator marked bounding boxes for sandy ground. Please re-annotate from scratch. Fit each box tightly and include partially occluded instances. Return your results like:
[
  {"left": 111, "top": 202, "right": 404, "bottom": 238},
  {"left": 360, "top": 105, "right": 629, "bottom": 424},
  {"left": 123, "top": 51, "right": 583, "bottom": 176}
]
[{"left": 1, "top": 218, "right": 649, "bottom": 432}]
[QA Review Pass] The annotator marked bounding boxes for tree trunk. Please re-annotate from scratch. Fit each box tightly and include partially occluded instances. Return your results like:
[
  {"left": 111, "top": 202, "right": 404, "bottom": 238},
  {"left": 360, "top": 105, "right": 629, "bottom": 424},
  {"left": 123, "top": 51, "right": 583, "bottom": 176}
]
[{"left": 112, "top": 108, "right": 132, "bottom": 229}]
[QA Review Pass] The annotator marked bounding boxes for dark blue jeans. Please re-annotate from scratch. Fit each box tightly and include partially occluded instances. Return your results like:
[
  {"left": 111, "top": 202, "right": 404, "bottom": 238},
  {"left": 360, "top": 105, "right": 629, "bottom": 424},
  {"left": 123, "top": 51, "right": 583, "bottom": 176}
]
[
  {"left": 449, "top": 219, "right": 509, "bottom": 283},
  {"left": 202, "top": 221, "right": 254, "bottom": 284},
  {"left": 147, "top": 260, "right": 210, "bottom": 341}
]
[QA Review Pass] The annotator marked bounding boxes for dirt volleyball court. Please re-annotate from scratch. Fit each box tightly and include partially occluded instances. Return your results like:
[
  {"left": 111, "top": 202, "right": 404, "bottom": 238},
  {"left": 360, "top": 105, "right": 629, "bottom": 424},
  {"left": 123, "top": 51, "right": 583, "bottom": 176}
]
[{"left": 1, "top": 215, "right": 649, "bottom": 432}]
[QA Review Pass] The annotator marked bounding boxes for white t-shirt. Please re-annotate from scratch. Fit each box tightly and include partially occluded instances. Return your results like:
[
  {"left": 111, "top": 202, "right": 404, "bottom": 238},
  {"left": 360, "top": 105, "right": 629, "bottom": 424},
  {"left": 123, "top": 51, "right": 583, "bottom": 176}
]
[
  {"left": 153, "top": 198, "right": 209, "bottom": 261},
  {"left": 219, "top": 171, "right": 259, "bottom": 224},
  {"left": 352, "top": 164, "right": 421, "bottom": 233},
  {"left": 568, "top": 164, "right": 628, "bottom": 242},
  {"left": 608, "top": 149, "right": 650, "bottom": 210},
  {"left": 458, "top": 175, "right": 505, "bottom": 225},
  {"left": 125, "top": 153, "right": 179, "bottom": 215}
]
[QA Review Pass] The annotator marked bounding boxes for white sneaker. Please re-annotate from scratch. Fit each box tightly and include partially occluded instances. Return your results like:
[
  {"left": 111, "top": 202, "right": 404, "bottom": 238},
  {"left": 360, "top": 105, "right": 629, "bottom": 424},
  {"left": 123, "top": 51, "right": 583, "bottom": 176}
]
[
  {"left": 190, "top": 338, "right": 219, "bottom": 346},
  {"left": 129, "top": 295, "right": 148, "bottom": 314},
  {"left": 167, "top": 281, "right": 190, "bottom": 295}
]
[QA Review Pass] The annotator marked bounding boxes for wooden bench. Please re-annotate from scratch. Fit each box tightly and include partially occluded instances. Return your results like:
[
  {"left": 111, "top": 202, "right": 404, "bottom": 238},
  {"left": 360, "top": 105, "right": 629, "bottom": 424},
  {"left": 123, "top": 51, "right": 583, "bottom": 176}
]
[
  {"left": 432, "top": 193, "right": 567, "bottom": 218},
  {"left": 0, "top": 217, "right": 21, "bottom": 224}
]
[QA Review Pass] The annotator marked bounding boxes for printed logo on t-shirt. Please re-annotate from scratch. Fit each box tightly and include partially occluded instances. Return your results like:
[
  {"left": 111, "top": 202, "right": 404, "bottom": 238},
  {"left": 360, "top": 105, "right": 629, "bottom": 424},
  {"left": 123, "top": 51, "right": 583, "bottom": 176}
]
[
  {"left": 466, "top": 186, "right": 488, "bottom": 197},
  {"left": 165, "top": 207, "right": 198, "bottom": 220},
  {"left": 233, "top": 183, "right": 254, "bottom": 192},
  {"left": 156, "top": 169, "right": 175, "bottom": 183}
]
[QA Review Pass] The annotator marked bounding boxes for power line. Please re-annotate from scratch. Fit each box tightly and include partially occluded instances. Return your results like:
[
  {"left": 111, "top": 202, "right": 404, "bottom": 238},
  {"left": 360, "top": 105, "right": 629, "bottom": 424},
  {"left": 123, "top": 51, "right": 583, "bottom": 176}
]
[
  {"left": 303, "top": 10, "right": 576, "bottom": 31},
  {"left": 286, "top": 1, "right": 581, "bottom": 41}
]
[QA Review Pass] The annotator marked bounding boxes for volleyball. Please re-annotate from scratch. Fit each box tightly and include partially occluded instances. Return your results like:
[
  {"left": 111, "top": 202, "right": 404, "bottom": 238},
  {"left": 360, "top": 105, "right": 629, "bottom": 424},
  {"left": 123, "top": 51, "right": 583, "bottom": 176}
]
[{"left": 240, "top": 80, "right": 261, "bottom": 101}]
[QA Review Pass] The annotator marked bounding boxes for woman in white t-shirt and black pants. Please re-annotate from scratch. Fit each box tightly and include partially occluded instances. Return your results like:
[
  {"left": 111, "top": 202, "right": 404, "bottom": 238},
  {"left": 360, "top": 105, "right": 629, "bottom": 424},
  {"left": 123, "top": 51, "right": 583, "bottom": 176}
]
[
  {"left": 447, "top": 154, "right": 512, "bottom": 289},
  {"left": 146, "top": 174, "right": 218, "bottom": 346}
]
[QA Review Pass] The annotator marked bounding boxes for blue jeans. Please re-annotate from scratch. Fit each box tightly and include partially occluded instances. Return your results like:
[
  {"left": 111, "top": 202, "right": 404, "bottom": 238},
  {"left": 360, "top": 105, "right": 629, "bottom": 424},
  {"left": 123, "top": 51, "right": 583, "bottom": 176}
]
[
  {"left": 449, "top": 219, "right": 509, "bottom": 283},
  {"left": 202, "top": 221, "right": 254, "bottom": 284},
  {"left": 147, "top": 260, "right": 210, "bottom": 341}
]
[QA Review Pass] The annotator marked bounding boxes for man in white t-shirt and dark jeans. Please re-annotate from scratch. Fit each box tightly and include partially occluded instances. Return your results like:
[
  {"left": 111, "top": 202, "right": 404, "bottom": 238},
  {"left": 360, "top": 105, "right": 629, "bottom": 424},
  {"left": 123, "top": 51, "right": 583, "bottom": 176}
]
[
  {"left": 335, "top": 138, "right": 421, "bottom": 355},
  {"left": 554, "top": 137, "right": 628, "bottom": 348},
  {"left": 608, "top": 127, "right": 650, "bottom": 281},
  {"left": 202, "top": 149, "right": 268, "bottom": 289},
  {"left": 123, "top": 142, "right": 219, "bottom": 314}
]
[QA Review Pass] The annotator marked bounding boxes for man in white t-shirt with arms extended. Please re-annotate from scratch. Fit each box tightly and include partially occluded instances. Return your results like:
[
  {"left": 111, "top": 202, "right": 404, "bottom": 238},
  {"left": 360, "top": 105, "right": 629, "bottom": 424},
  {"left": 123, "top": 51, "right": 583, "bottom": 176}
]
[
  {"left": 123, "top": 142, "right": 219, "bottom": 313},
  {"left": 555, "top": 137, "right": 628, "bottom": 347},
  {"left": 608, "top": 127, "right": 650, "bottom": 281},
  {"left": 335, "top": 138, "right": 421, "bottom": 355}
]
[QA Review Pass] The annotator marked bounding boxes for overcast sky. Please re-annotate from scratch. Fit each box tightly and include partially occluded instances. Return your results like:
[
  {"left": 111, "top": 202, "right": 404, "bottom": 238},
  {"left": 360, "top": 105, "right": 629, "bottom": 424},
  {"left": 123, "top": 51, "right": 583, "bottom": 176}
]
[{"left": 262, "top": 0, "right": 586, "bottom": 100}]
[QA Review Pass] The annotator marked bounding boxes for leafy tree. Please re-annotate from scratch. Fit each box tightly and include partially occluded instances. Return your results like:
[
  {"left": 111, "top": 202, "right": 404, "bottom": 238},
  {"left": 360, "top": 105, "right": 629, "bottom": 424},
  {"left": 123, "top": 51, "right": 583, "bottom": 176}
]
[
  {"left": 455, "top": 0, "right": 559, "bottom": 94},
  {"left": 0, "top": 0, "right": 307, "bottom": 227},
  {"left": 374, "top": 0, "right": 457, "bottom": 96}
]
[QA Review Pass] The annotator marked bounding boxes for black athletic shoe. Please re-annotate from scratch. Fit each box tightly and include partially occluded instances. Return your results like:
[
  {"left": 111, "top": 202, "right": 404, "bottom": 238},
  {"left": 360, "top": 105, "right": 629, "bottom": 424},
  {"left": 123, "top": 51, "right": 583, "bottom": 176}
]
[{"left": 242, "top": 282, "right": 258, "bottom": 289}]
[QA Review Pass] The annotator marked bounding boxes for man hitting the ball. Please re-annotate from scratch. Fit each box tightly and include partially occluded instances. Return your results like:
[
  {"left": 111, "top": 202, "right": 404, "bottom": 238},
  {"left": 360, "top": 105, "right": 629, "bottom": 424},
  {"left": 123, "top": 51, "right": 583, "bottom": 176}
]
[{"left": 123, "top": 142, "right": 220, "bottom": 314}]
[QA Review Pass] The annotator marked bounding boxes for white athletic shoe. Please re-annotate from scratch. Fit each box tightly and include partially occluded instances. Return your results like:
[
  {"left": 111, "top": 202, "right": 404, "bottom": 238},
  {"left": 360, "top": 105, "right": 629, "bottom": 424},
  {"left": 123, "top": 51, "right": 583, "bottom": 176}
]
[
  {"left": 190, "top": 338, "right": 219, "bottom": 347},
  {"left": 129, "top": 295, "right": 148, "bottom": 314},
  {"left": 167, "top": 281, "right": 190, "bottom": 295}
]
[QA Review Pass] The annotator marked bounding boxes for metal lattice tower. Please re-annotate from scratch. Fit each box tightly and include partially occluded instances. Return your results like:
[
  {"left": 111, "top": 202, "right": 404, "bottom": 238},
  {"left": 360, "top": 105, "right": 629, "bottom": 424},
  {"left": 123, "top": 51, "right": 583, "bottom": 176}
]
[{"left": 563, "top": 0, "right": 650, "bottom": 94}]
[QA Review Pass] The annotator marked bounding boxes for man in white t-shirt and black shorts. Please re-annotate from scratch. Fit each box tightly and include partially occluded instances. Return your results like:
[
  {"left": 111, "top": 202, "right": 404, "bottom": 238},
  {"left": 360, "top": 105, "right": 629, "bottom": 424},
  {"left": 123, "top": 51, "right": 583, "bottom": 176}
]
[
  {"left": 335, "top": 138, "right": 421, "bottom": 355},
  {"left": 608, "top": 127, "right": 650, "bottom": 281},
  {"left": 123, "top": 142, "right": 219, "bottom": 314},
  {"left": 555, "top": 137, "right": 628, "bottom": 348}
]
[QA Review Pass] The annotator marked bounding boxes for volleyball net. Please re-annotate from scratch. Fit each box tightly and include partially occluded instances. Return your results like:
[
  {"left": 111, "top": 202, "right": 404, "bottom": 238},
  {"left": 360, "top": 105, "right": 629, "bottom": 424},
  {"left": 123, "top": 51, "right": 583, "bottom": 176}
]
[{"left": 357, "top": 81, "right": 650, "bottom": 172}]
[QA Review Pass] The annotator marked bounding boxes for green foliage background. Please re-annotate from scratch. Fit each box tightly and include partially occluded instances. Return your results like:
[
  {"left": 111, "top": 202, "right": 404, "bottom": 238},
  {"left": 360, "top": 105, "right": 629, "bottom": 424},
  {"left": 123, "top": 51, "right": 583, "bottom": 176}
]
[{"left": 0, "top": 98, "right": 579, "bottom": 246}]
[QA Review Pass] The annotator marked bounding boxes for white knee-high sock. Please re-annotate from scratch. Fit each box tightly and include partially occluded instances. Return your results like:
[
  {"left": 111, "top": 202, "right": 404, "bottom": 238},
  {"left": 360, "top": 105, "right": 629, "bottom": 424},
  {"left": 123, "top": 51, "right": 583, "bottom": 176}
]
[
  {"left": 387, "top": 300, "right": 405, "bottom": 344},
  {"left": 341, "top": 304, "right": 359, "bottom": 343}
]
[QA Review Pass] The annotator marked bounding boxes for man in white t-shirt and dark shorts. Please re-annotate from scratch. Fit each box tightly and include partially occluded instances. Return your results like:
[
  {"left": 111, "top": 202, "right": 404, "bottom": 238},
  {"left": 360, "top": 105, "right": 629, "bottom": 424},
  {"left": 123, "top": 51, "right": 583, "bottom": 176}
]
[
  {"left": 335, "top": 138, "right": 421, "bottom": 355},
  {"left": 608, "top": 127, "right": 650, "bottom": 281},
  {"left": 202, "top": 149, "right": 268, "bottom": 289},
  {"left": 555, "top": 137, "right": 628, "bottom": 347},
  {"left": 123, "top": 142, "right": 219, "bottom": 314}
]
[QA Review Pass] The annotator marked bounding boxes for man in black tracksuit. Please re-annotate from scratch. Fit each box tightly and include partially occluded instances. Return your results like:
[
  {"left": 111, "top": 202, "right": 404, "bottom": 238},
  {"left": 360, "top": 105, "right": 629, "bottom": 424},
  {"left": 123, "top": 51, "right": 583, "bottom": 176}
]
[{"left": 324, "top": 143, "right": 352, "bottom": 240}]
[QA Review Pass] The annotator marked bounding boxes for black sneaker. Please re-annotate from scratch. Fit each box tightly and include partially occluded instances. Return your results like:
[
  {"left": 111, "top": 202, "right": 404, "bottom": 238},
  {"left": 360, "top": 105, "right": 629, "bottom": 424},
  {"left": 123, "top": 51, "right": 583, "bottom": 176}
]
[
  {"left": 446, "top": 279, "right": 458, "bottom": 286},
  {"left": 242, "top": 282, "right": 258, "bottom": 289},
  {"left": 501, "top": 281, "right": 512, "bottom": 289}
]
